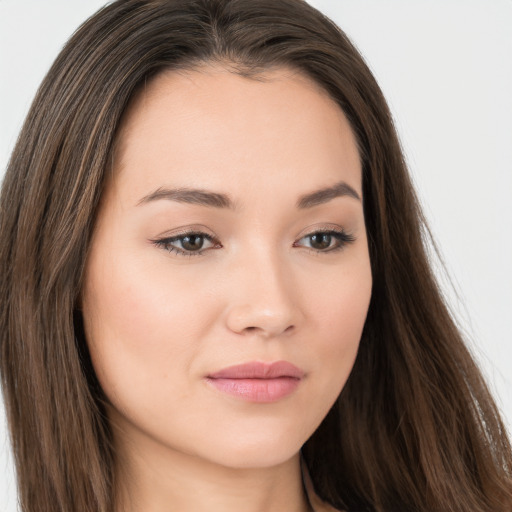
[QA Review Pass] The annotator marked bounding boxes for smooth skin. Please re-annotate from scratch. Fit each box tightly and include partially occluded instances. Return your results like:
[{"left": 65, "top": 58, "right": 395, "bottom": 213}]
[{"left": 81, "top": 64, "right": 372, "bottom": 512}]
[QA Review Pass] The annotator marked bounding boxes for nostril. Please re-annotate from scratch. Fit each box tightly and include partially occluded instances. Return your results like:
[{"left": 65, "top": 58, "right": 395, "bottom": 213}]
[{"left": 241, "top": 324, "right": 295, "bottom": 336}]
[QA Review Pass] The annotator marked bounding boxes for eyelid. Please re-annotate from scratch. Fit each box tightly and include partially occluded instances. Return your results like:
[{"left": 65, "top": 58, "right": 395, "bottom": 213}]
[
  {"left": 294, "top": 223, "right": 351, "bottom": 240},
  {"left": 154, "top": 224, "right": 215, "bottom": 239}
]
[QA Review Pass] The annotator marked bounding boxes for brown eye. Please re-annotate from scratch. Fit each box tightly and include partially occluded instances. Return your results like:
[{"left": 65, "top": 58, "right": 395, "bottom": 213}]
[
  {"left": 153, "top": 231, "right": 219, "bottom": 256},
  {"left": 295, "top": 230, "right": 356, "bottom": 253},
  {"left": 181, "top": 234, "right": 205, "bottom": 251},
  {"left": 309, "top": 233, "right": 332, "bottom": 250}
]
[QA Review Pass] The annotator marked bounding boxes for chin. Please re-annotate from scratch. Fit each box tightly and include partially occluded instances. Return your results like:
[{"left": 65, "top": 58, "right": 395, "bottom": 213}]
[{"left": 194, "top": 425, "right": 310, "bottom": 470}]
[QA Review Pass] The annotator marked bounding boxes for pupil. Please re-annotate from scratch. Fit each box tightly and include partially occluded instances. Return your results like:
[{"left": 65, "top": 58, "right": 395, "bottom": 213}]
[
  {"left": 182, "top": 235, "right": 204, "bottom": 251},
  {"left": 311, "top": 233, "right": 331, "bottom": 250}
]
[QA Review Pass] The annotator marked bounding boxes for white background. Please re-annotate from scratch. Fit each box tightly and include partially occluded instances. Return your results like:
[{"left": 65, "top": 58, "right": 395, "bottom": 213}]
[{"left": 1, "top": 1, "right": 511, "bottom": 510}]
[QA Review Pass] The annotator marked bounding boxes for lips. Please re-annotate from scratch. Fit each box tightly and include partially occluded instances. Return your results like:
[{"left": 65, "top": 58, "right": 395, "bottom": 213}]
[
  {"left": 206, "top": 361, "right": 304, "bottom": 402},
  {"left": 208, "top": 361, "right": 305, "bottom": 379}
]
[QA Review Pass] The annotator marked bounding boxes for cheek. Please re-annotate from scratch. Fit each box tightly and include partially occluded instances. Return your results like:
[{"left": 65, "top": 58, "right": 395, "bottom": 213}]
[
  {"left": 80, "top": 247, "right": 219, "bottom": 405},
  {"left": 304, "top": 258, "right": 372, "bottom": 399}
]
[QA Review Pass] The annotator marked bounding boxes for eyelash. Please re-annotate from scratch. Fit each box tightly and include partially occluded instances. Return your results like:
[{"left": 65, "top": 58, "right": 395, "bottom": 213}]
[
  {"left": 151, "top": 229, "right": 356, "bottom": 257},
  {"left": 151, "top": 231, "right": 219, "bottom": 257},
  {"left": 293, "top": 229, "right": 356, "bottom": 253}
]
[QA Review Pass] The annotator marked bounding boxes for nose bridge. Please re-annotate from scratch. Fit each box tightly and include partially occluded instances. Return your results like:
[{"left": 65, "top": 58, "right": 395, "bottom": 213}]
[{"left": 224, "top": 242, "right": 300, "bottom": 337}]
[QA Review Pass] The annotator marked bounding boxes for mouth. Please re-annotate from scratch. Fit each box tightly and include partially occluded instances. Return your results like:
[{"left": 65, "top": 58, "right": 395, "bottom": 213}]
[{"left": 205, "top": 361, "right": 304, "bottom": 403}]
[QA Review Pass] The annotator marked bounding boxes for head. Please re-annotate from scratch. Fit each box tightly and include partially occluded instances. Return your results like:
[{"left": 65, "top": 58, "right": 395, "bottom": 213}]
[
  {"left": 80, "top": 62, "right": 372, "bottom": 475},
  {"left": 1, "top": 1, "right": 510, "bottom": 512}
]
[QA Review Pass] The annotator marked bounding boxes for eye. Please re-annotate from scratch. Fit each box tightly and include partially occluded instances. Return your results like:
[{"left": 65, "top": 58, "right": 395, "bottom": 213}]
[
  {"left": 151, "top": 231, "right": 220, "bottom": 256},
  {"left": 294, "top": 229, "right": 355, "bottom": 253}
]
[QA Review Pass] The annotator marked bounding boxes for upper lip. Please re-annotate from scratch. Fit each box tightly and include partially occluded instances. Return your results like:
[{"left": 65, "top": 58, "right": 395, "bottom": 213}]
[{"left": 207, "top": 361, "right": 305, "bottom": 379}]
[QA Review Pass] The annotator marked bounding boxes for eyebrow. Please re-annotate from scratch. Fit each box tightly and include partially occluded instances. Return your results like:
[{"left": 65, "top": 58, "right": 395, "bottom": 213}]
[
  {"left": 137, "top": 187, "right": 234, "bottom": 209},
  {"left": 137, "top": 180, "right": 361, "bottom": 209},
  {"left": 296, "top": 181, "right": 361, "bottom": 208}
]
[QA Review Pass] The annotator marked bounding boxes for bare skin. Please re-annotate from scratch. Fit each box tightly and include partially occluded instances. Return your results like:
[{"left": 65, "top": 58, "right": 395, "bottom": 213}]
[{"left": 81, "top": 64, "right": 371, "bottom": 512}]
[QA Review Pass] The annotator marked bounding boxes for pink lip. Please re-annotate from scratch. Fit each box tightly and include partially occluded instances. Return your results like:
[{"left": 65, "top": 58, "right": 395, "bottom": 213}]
[{"left": 206, "top": 361, "right": 304, "bottom": 403}]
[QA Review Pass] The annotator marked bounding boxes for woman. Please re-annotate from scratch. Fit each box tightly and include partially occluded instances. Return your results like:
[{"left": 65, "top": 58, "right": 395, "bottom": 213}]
[{"left": 0, "top": 1, "right": 511, "bottom": 511}]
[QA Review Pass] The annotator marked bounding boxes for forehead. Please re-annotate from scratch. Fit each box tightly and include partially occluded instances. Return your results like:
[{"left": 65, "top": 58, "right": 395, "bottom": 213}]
[{"left": 112, "top": 64, "right": 362, "bottom": 204}]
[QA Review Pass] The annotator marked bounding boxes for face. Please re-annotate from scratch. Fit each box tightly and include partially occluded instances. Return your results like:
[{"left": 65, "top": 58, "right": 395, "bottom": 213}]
[{"left": 81, "top": 65, "right": 372, "bottom": 470}]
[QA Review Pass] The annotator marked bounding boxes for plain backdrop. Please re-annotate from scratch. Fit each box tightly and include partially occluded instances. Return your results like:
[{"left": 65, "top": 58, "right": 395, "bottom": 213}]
[{"left": 1, "top": 1, "right": 511, "bottom": 510}]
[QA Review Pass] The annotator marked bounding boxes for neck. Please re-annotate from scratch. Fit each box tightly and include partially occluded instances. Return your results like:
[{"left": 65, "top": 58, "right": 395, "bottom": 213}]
[{"left": 114, "top": 436, "right": 311, "bottom": 512}]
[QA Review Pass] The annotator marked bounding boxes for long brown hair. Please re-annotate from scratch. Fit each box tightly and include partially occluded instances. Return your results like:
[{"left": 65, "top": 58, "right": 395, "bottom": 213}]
[{"left": 1, "top": 1, "right": 510, "bottom": 511}]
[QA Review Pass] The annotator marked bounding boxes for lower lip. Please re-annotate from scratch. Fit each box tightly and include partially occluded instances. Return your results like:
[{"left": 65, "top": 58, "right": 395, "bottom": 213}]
[{"left": 205, "top": 377, "right": 301, "bottom": 402}]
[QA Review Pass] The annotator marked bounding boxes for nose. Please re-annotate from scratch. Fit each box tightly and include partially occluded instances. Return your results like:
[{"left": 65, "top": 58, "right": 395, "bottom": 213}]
[{"left": 224, "top": 249, "right": 302, "bottom": 339}]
